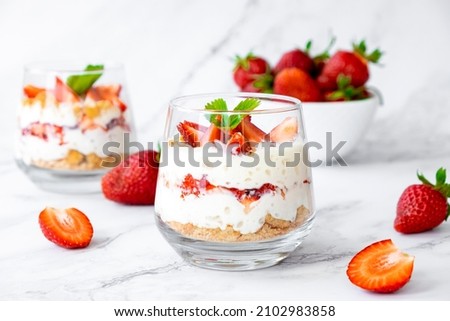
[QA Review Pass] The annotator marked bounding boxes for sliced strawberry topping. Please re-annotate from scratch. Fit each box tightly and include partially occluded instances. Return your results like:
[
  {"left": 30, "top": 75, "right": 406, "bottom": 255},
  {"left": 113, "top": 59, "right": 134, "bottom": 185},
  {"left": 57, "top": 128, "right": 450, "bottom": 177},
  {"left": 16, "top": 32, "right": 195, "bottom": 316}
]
[
  {"left": 236, "top": 116, "right": 266, "bottom": 143},
  {"left": 86, "top": 84, "right": 127, "bottom": 111},
  {"left": 227, "top": 132, "right": 246, "bottom": 154},
  {"left": 268, "top": 116, "right": 298, "bottom": 142},
  {"left": 347, "top": 239, "right": 414, "bottom": 293},
  {"left": 200, "top": 123, "right": 222, "bottom": 146},
  {"left": 39, "top": 207, "right": 94, "bottom": 249},
  {"left": 177, "top": 121, "right": 204, "bottom": 147},
  {"left": 184, "top": 121, "right": 208, "bottom": 132},
  {"left": 23, "top": 85, "right": 46, "bottom": 98},
  {"left": 55, "top": 77, "right": 80, "bottom": 103}
]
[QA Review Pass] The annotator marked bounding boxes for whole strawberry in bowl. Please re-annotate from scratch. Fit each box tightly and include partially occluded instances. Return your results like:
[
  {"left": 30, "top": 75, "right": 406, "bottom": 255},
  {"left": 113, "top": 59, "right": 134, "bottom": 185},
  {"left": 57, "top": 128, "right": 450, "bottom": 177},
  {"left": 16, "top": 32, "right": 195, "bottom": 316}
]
[{"left": 232, "top": 39, "right": 383, "bottom": 163}]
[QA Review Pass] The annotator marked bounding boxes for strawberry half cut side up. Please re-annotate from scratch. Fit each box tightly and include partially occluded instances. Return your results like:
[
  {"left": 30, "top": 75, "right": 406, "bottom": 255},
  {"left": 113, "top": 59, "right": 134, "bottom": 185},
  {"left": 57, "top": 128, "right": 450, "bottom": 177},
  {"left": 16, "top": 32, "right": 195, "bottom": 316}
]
[
  {"left": 347, "top": 239, "right": 414, "bottom": 293},
  {"left": 39, "top": 207, "right": 94, "bottom": 249},
  {"left": 394, "top": 167, "right": 450, "bottom": 234}
]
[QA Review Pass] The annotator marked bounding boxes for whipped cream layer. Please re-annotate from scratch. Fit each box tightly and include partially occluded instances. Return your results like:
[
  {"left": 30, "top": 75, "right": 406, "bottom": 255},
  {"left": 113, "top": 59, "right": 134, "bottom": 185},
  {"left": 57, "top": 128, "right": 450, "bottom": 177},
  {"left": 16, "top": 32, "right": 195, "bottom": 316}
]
[
  {"left": 19, "top": 101, "right": 123, "bottom": 128},
  {"left": 16, "top": 100, "right": 133, "bottom": 163},
  {"left": 16, "top": 126, "right": 129, "bottom": 164},
  {"left": 155, "top": 140, "right": 313, "bottom": 234}
]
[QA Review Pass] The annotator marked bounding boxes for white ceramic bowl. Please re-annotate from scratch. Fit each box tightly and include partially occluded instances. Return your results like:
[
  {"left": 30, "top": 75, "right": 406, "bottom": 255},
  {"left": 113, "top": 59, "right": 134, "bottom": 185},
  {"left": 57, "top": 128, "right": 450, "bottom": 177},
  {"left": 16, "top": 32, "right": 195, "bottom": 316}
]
[{"left": 301, "top": 95, "right": 380, "bottom": 164}]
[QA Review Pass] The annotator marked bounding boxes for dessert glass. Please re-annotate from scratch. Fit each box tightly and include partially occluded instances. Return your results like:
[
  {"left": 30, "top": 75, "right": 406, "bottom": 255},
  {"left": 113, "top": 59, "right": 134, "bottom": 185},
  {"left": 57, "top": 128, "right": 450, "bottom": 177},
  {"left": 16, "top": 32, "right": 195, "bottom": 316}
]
[
  {"left": 154, "top": 93, "right": 315, "bottom": 270},
  {"left": 15, "top": 62, "right": 135, "bottom": 193}
]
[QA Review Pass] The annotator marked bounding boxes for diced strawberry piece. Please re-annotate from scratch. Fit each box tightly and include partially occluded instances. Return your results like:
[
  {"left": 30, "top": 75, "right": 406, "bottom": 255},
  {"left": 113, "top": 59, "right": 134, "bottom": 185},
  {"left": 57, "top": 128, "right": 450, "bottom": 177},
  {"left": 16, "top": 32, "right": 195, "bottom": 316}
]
[
  {"left": 347, "top": 239, "right": 414, "bottom": 293},
  {"left": 55, "top": 77, "right": 80, "bottom": 103},
  {"left": 200, "top": 124, "right": 222, "bottom": 145},
  {"left": 177, "top": 121, "right": 203, "bottom": 147},
  {"left": 116, "top": 98, "right": 127, "bottom": 112},
  {"left": 227, "top": 132, "right": 247, "bottom": 154},
  {"left": 87, "top": 84, "right": 121, "bottom": 100},
  {"left": 268, "top": 117, "right": 298, "bottom": 142},
  {"left": 184, "top": 121, "right": 207, "bottom": 133},
  {"left": 87, "top": 84, "right": 127, "bottom": 111},
  {"left": 237, "top": 116, "right": 266, "bottom": 143},
  {"left": 39, "top": 207, "right": 94, "bottom": 249},
  {"left": 30, "top": 123, "right": 48, "bottom": 140},
  {"left": 23, "top": 85, "right": 45, "bottom": 98},
  {"left": 180, "top": 174, "right": 201, "bottom": 198}
]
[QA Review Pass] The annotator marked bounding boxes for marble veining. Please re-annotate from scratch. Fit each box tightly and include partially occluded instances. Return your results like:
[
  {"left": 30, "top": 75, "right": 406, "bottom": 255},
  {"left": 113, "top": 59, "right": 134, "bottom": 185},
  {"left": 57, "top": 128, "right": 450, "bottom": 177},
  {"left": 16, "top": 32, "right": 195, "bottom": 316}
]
[{"left": 1, "top": 0, "right": 450, "bottom": 300}]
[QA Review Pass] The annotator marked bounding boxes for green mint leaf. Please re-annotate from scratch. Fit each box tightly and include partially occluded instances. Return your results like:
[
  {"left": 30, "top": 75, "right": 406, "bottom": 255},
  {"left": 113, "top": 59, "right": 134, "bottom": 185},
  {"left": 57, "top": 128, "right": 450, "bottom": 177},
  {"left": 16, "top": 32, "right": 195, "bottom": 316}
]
[
  {"left": 205, "top": 98, "right": 229, "bottom": 127},
  {"left": 66, "top": 64, "right": 104, "bottom": 96},
  {"left": 229, "top": 98, "right": 261, "bottom": 129}
]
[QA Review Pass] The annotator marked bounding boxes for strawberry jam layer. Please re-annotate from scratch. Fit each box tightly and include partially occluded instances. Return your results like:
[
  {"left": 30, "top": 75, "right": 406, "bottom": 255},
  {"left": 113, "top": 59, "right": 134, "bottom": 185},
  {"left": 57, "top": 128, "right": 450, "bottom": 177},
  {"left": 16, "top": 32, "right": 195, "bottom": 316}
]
[{"left": 180, "top": 174, "right": 283, "bottom": 211}]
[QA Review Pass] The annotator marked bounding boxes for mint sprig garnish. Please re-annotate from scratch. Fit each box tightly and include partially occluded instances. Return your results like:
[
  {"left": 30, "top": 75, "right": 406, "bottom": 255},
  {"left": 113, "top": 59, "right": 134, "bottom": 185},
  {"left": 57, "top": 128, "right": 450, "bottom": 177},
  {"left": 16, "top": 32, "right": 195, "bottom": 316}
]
[
  {"left": 66, "top": 64, "right": 104, "bottom": 96},
  {"left": 205, "top": 98, "right": 260, "bottom": 130}
]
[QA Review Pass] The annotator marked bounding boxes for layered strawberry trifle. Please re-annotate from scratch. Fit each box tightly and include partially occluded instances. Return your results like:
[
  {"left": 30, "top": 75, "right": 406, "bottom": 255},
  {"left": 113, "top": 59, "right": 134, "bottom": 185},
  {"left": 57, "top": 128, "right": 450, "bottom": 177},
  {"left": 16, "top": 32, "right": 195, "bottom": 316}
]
[
  {"left": 16, "top": 65, "right": 132, "bottom": 171},
  {"left": 155, "top": 97, "right": 313, "bottom": 242}
]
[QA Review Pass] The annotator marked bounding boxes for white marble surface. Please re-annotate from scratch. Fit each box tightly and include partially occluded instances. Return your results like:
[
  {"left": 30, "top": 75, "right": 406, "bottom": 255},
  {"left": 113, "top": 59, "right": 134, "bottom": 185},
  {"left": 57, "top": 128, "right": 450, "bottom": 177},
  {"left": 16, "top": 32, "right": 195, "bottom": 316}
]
[{"left": 1, "top": 0, "right": 450, "bottom": 300}]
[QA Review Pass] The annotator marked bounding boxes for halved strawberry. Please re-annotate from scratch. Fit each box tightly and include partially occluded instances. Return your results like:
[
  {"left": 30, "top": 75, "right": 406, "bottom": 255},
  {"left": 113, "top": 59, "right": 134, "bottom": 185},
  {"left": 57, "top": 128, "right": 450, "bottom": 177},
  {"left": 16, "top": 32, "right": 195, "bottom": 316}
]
[
  {"left": 39, "top": 207, "right": 94, "bottom": 249},
  {"left": 177, "top": 121, "right": 204, "bottom": 147},
  {"left": 24, "top": 85, "right": 45, "bottom": 98},
  {"left": 268, "top": 117, "right": 298, "bottom": 142},
  {"left": 347, "top": 239, "right": 414, "bottom": 293},
  {"left": 237, "top": 116, "right": 266, "bottom": 143},
  {"left": 55, "top": 77, "right": 80, "bottom": 103},
  {"left": 200, "top": 123, "right": 222, "bottom": 145}
]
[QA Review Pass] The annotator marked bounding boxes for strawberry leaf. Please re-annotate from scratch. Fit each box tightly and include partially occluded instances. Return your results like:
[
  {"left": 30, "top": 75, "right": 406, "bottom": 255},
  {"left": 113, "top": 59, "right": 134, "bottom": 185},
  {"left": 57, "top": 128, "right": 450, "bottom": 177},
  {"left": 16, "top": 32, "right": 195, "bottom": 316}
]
[
  {"left": 417, "top": 170, "right": 433, "bottom": 186},
  {"left": 67, "top": 64, "right": 103, "bottom": 96},
  {"left": 229, "top": 98, "right": 261, "bottom": 129},
  {"left": 204, "top": 98, "right": 261, "bottom": 130},
  {"left": 305, "top": 40, "right": 313, "bottom": 54},
  {"left": 205, "top": 98, "right": 229, "bottom": 127},
  {"left": 435, "top": 167, "right": 446, "bottom": 186},
  {"left": 353, "top": 40, "right": 383, "bottom": 63}
]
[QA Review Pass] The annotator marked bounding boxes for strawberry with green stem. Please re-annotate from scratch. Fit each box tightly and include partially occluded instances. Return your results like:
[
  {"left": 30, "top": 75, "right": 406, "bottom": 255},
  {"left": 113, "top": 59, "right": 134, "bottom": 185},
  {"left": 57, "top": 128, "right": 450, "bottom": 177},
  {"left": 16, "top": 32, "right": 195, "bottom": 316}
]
[
  {"left": 273, "top": 67, "right": 322, "bottom": 102},
  {"left": 233, "top": 53, "right": 272, "bottom": 92},
  {"left": 324, "top": 74, "right": 369, "bottom": 101},
  {"left": 395, "top": 168, "right": 450, "bottom": 234},
  {"left": 318, "top": 40, "right": 382, "bottom": 90}
]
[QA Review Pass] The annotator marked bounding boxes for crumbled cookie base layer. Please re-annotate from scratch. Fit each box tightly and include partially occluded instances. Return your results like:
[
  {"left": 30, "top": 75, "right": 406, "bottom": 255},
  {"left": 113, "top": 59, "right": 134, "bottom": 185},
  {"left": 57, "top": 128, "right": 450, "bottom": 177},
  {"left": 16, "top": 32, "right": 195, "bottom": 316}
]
[
  {"left": 32, "top": 149, "right": 121, "bottom": 170},
  {"left": 167, "top": 206, "right": 310, "bottom": 242}
]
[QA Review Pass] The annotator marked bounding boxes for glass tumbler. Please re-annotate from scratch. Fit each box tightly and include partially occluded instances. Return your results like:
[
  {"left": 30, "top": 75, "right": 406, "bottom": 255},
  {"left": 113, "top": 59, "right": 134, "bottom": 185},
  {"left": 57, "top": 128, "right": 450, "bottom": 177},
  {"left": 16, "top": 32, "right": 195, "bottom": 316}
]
[
  {"left": 154, "top": 93, "right": 315, "bottom": 270},
  {"left": 15, "top": 62, "right": 135, "bottom": 193}
]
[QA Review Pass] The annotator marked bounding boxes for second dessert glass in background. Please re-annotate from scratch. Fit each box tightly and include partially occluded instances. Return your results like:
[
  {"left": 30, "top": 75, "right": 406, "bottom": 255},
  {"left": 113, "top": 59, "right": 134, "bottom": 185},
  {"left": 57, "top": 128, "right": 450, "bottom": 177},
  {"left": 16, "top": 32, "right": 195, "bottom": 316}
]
[
  {"left": 154, "top": 93, "right": 315, "bottom": 270},
  {"left": 15, "top": 62, "right": 135, "bottom": 193}
]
